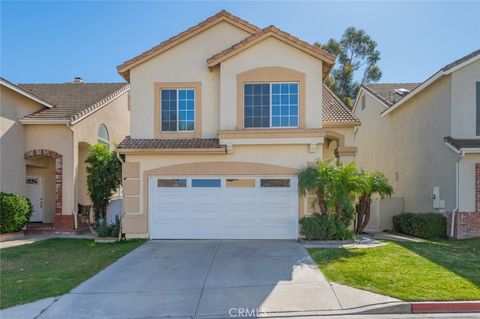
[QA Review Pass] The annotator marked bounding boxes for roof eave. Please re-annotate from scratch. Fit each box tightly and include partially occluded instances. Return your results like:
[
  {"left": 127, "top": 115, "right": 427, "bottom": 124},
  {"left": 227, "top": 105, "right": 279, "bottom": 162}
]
[
  {"left": 322, "top": 121, "right": 360, "bottom": 128},
  {"left": 116, "top": 11, "right": 261, "bottom": 82},
  {"left": 117, "top": 148, "right": 227, "bottom": 155},
  {"left": 19, "top": 119, "right": 70, "bottom": 125},
  {"left": 382, "top": 53, "right": 480, "bottom": 117},
  {"left": 206, "top": 30, "right": 335, "bottom": 80},
  {"left": 1, "top": 78, "right": 55, "bottom": 109}
]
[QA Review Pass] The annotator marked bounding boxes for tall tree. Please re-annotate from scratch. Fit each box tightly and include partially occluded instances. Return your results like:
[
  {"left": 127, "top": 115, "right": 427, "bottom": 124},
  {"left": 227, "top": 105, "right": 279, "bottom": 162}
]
[{"left": 315, "top": 27, "right": 382, "bottom": 108}]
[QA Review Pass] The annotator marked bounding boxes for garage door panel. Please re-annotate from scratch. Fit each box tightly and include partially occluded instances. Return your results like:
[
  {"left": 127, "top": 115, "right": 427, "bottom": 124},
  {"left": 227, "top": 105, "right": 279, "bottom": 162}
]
[{"left": 149, "top": 176, "right": 297, "bottom": 239}]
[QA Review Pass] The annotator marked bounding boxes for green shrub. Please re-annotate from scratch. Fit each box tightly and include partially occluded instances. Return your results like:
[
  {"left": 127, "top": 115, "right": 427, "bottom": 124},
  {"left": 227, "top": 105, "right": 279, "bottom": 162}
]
[
  {"left": 393, "top": 212, "right": 447, "bottom": 239},
  {"left": 0, "top": 192, "right": 33, "bottom": 233},
  {"left": 299, "top": 213, "right": 354, "bottom": 240},
  {"left": 96, "top": 215, "right": 121, "bottom": 237},
  {"left": 393, "top": 212, "right": 416, "bottom": 234}
]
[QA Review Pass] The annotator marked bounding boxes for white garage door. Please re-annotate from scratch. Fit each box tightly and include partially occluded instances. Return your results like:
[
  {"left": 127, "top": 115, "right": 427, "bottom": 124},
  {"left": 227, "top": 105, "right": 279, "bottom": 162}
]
[{"left": 148, "top": 176, "right": 298, "bottom": 239}]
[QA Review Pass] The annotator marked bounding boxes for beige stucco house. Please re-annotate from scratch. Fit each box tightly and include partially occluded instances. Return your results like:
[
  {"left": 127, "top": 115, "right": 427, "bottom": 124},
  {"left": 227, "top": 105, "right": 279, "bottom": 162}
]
[
  {"left": 116, "top": 10, "right": 360, "bottom": 239},
  {"left": 0, "top": 77, "right": 129, "bottom": 231},
  {"left": 353, "top": 49, "right": 480, "bottom": 239}
]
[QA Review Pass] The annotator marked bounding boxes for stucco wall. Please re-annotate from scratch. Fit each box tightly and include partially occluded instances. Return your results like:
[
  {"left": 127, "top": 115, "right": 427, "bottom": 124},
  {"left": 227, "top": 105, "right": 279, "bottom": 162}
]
[
  {"left": 459, "top": 153, "right": 480, "bottom": 212},
  {"left": 24, "top": 124, "right": 74, "bottom": 215},
  {"left": 451, "top": 59, "right": 480, "bottom": 138},
  {"left": 0, "top": 86, "right": 44, "bottom": 195},
  {"left": 71, "top": 93, "right": 130, "bottom": 207},
  {"left": 129, "top": 22, "right": 251, "bottom": 138},
  {"left": 219, "top": 37, "right": 323, "bottom": 130},
  {"left": 354, "top": 91, "right": 393, "bottom": 180},
  {"left": 123, "top": 144, "right": 322, "bottom": 236},
  {"left": 355, "top": 77, "right": 457, "bottom": 213}
]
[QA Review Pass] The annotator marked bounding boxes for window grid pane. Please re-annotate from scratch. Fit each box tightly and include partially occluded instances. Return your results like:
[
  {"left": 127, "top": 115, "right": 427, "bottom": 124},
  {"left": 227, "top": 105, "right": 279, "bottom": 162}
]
[
  {"left": 161, "top": 89, "right": 195, "bottom": 132},
  {"left": 178, "top": 89, "right": 195, "bottom": 131},
  {"left": 271, "top": 83, "right": 298, "bottom": 128},
  {"left": 244, "top": 84, "right": 270, "bottom": 128}
]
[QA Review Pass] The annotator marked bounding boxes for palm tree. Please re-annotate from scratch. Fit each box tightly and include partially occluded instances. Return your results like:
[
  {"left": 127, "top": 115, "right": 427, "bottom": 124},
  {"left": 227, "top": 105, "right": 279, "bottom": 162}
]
[
  {"left": 355, "top": 171, "right": 393, "bottom": 233},
  {"left": 298, "top": 161, "right": 335, "bottom": 214},
  {"left": 330, "top": 162, "right": 367, "bottom": 223}
]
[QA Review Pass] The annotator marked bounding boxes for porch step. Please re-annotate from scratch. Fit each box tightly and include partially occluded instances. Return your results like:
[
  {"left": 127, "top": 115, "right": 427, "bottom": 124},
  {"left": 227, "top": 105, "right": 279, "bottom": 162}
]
[
  {"left": 25, "top": 223, "right": 92, "bottom": 235},
  {"left": 25, "top": 223, "right": 54, "bottom": 234}
]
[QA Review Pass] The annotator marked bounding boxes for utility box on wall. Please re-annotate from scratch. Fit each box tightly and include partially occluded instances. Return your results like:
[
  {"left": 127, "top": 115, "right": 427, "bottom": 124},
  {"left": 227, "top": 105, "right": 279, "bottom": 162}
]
[{"left": 365, "top": 197, "right": 404, "bottom": 232}]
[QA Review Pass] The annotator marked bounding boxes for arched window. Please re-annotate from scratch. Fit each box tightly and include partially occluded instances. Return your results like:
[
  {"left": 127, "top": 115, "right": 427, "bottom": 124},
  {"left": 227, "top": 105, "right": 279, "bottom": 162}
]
[{"left": 97, "top": 124, "right": 110, "bottom": 147}]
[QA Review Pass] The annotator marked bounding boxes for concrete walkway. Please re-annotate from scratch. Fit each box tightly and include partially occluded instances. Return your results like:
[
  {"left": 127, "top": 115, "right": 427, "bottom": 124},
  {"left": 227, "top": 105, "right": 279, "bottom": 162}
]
[
  {"left": 1, "top": 240, "right": 409, "bottom": 319},
  {"left": 0, "top": 233, "right": 95, "bottom": 249}
]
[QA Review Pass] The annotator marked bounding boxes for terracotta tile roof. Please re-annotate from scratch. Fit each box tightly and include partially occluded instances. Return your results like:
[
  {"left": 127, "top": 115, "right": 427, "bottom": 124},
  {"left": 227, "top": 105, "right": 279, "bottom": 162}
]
[
  {"left": 19, "top": 82, "right": 129, "bottom": 123},
  {"left": 117, "top": 10, "right": 260, "bottom": 81},
  {"left": 207, "top": 25, "right": 336, "bottom": 79},
  {"left": 322, "top": 85, "right": 360, "bottom": 125},
  {"left": 444, "top": 136, "right": 480, "bottom": 150},
  {"left": 363, "top": 83, "right": 421, "bottom": 106},
  {"left": 118, "top": 137, "right": 226, "bottom": 150}
]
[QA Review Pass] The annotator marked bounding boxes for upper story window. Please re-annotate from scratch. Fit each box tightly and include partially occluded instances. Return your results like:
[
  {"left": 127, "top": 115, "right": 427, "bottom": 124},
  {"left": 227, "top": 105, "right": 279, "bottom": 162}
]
[
  {"left": 161, "top": 89, "right": 195, "bottom": 132},
  {"left": 97, "top": 124, "right": 110, "bottom": 147},
  {"left": 244, "top": 82, "right": 298, "bottom": 128},
  {"left": 476, "top": 81, "right": 480, "bottom": 136}
]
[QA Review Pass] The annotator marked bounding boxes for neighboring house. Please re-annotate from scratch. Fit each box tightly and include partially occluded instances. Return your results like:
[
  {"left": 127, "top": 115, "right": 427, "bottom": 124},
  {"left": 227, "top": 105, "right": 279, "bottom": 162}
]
[
  {"left": 0, "top": 77, "right": 130, "bottom": 231},
  {"left": 116, "top": 10, "right": 360, "bottom": 239},
  {"left": 353, "top": 49, "right": 480, "bottom": 239}
]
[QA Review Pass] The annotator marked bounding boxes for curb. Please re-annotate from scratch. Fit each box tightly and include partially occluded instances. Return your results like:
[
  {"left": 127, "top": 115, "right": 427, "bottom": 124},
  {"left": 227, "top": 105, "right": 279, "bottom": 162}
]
[{"left": 411, "top": 301, "right": 480, "bottom": 313}]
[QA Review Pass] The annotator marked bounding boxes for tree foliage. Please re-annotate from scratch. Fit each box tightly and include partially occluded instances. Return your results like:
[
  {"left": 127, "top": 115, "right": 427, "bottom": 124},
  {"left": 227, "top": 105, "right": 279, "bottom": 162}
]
[
  {"left": 315, "top": 27, "right": 382, "bottom": 108},
  {"left": 355, "top": 171, "right": 393, "bottom": 233},
  {"left": 85, "top": 144, "right": 122, "bottom": 221},
  {"left": 298, "top": 161, "right": 393, "bottom": 234}
]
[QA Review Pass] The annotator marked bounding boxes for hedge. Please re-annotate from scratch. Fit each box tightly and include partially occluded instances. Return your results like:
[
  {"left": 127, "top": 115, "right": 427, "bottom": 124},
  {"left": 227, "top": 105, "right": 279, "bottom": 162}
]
[
  {"left": 0, "top": 192, "right": 33, "bottom": 233},
  {"left": 299, "top": 213, "right": 354, "bottom": 240},
  {"left": 393, "top": 212, "right": 447, "bottom": 239}
]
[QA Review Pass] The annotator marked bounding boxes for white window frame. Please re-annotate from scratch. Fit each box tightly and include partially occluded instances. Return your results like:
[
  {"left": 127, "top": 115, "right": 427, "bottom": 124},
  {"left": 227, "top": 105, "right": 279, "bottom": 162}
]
[
  {"left": 243, "top": 82, "right": 299, "bottom": 129},
  {"left": 97, "top": 124, "right": 110, "bottom": 147},
  {"left": 161, "top": 88, "right": 195, "bottom": 133}
]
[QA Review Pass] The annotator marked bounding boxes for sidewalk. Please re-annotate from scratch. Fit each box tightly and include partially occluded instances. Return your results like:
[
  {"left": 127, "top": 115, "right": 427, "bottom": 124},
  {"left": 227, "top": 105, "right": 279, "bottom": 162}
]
[{"left": 0, "top": 233, "right": 95, "bottom": 249}]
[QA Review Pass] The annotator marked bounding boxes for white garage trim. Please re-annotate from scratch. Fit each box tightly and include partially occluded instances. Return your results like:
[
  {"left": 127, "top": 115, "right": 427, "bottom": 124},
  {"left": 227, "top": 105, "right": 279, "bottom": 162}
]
[{"left": 148, "top": 175, "right": 298, "bottom": 239}]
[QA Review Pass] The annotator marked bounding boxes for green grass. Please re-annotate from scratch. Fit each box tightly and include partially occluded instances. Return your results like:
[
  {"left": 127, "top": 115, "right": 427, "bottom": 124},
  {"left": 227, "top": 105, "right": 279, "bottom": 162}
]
[
  {"left": 309, "top": 238, "right": 480, "bottom": 301},
  {"left": 0, "top": 238, "right": 145, "bottom": 309}
]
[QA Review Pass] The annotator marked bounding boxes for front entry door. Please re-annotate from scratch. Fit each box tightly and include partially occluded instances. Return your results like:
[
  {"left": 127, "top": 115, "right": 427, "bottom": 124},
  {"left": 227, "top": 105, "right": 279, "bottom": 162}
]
[{"left": 26, "top": 176, "right": 43, "bottom": 222}]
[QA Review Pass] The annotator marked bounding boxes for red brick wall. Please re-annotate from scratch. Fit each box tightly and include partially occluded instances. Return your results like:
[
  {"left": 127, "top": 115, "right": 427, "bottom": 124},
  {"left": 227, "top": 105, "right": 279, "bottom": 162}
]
[
  {"left": 447, "top": 164, "right": 480, "bottom": 239},
  {"left": 449, "top": 212, "right": 480, "bottom": 239}
]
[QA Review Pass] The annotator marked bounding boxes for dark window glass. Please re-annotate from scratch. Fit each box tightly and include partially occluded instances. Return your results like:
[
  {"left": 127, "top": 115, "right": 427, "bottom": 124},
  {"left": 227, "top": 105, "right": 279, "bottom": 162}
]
[
  {"left": 260, "top": 179, "right": 290, "bottom": 187},
  {"left": 476, "top": 82, "right": 480, "bottom": 136},
  {"left": 161, "top": 89, "right": 177, "bottom": 131},
  {"left": 157, "top": 179, "right": 187, "bottom": 187},
  {"left": 192, "top": 179, "right": 221, "bottom": 187},
  {"left": 244, "top": 84, "right": 270, "bottom": 128}
]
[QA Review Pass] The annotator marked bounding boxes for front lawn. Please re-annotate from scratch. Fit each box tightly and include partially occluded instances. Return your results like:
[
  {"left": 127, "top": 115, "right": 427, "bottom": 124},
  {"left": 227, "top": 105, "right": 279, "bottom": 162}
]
[
  {"left": 309, "top": 238, "right": 480, "bottom": 301},
  {"left": 0, "top": 238, "right": 145, "bottom": 308}
]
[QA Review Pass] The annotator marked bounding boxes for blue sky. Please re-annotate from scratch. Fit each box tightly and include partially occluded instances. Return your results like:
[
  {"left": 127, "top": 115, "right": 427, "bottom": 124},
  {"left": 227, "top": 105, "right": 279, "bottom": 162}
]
[{"left": 1, "top": 1, "right": 479, "bottom": 84}]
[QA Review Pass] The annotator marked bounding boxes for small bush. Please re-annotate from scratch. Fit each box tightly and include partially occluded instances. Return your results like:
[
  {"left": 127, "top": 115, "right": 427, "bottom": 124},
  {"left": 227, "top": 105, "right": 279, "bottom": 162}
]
[
  {"left": 0, "top": 192, "right": 33, "bottom": 233},
  {"left": 299, "top": 213, "right": 354, "bottom": 240},
  {"left": 393, "top": 212, "right": 446, "bottom": 239},
  {"left": 393, "top": 212, "right": 416, "bottom": 234},
  {"left": 96, "top": 215, "right": 121, "bottom": 237}
]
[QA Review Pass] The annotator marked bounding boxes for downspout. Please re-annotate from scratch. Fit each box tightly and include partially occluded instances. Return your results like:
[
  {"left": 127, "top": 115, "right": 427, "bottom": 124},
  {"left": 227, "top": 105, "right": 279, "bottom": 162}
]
[
  {"left": 451, "top": 150, "right": 465, "bottom": 237},
  {"left": 67, "top": 123, "right": 78, "bottom": 230}
]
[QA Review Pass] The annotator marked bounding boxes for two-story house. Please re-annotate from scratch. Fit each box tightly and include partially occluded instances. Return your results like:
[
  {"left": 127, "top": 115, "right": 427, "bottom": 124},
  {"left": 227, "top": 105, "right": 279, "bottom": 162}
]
[
  {"left": 353, "top": 49, "right": 480, "bottom": 239},
  {"left": 116, "top": 11, "right": 359, "bottom": 239}
]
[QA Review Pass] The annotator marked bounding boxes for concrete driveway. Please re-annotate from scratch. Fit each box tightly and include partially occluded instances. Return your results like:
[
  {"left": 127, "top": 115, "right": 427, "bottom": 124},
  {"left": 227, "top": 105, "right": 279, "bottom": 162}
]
[{"left": 32, "top": 240, "right": 404, "bottom": 319}]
